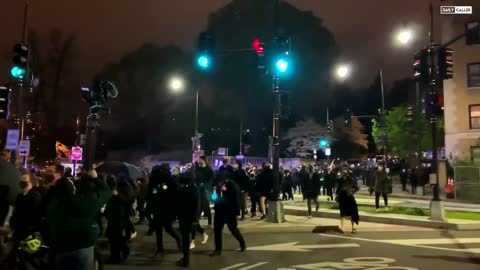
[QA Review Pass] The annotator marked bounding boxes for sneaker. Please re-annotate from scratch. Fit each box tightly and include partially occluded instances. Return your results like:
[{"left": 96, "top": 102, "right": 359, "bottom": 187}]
[
  {"left": 190, "top": 240, "right": 196, "bottom": 250},
  {"left": 260, "top": 215, "right": 267, "bottom": 220},
  {"left": 210, "top": 250, "right": 222, "bottom": 257},
  {"left": 176, "top": 258, "right": 189, "bottom": 267},
  {"left": 130, "top": 231, "right": 137, "bottom": 240},
  {"left": 201, "top": 233, "right": 209, "bottom": 244},
  {"left": 308, "top": 215, "right": 313, "bottom": 219}
]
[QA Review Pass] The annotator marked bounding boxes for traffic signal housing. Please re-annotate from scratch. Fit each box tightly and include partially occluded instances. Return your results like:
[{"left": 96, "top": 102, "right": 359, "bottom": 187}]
[
  {"left": 195, "top": 32, "right": 215, "bottom": 71},
  {"left": 11, "top": 43, "right": 28, "bottom": 79},
  {"left": 344, "top": 109, "right": 352, "bottom": 126},
  {"left": 413, "top": 48, "right": 430, "bottom": 83},
  {"left": 319, "top": 139, "right": 329, "bottom": 148},
  {"left": 437, "top": 47, "right": 454, "bottom": 80},
  {"left": 407, "top": 106, "right": 414, "bottom": 122},
  {"left": 425, "top": 92, "right": 442, "bottom": 117},
  {"left": 272, "top": 36, "right": 291, "bottom": 75},
  {"left": 0, "top": 86, "right": 10, "bottom": 119},
  {"left": 253, "top": 38, "right": 266, "bottom": 71}
]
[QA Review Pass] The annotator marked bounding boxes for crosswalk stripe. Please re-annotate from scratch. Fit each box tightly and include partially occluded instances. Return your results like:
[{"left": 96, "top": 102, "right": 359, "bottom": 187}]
[
  {"left": 381, "top": 238, "right": 480, "bottom": 245},
  {"left": 237, "top": 262, "right": 269, "bottom": 270},
  {"left": 218, "top": 263, "right": 248, "bottom": 270},
  {"left": 319, "top": 234, "right": 480, "bottom": 254}
]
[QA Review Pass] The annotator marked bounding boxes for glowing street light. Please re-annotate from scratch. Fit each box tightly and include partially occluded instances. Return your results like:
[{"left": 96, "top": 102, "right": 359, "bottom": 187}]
[
  {"left": 335, "top": 64, "right": 350, "bottom": 80},
  {"left": 396, "top": 28, "right": 414, "bottom": 46},
  {"left": 168, "top": 76, "right": 185, "bottom": 93}
]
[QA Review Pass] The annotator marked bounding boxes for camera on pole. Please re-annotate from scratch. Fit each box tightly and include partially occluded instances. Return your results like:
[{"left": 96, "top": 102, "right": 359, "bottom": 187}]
[{"left": 81, "top": 80, "right": 118, "bottom": 114}]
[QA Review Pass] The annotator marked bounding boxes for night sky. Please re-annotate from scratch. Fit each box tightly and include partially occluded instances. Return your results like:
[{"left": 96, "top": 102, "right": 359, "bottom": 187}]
[{"left": 0, "top": 0, "right": 436, "bottom": 89}]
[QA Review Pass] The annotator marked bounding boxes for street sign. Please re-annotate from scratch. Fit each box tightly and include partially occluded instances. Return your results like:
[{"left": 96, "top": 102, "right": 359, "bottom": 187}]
[
  {"left": 325, "top": 148, "right": 331, "bottom": 156},
  {"left": 18, "top": 140, "right": 30, "bottom": 157},
  {"left": 5, "top": 129, "right": 19, "bottom": 150},
  {"left": 71, "top": 146, "right": 83, "bottom": 161},
  {"left": 218, "top": 147, "right": 228, "bottom": 156}
]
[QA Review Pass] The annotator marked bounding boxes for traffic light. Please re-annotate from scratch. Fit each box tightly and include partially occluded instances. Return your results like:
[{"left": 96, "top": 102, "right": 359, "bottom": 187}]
[
  {"left": 253, "top": 38, "right": 266, "bottom": 70},
  {"left": 425, "top": 92, "right": 442, "bottom": 117},
  {"left": 437, "top": 47, "right": 454, "bottom": 80},
  {"left": 81, "top": 80, "right": 118, "bottom": 114},
  {"left": 0, "top": 86, "right": 10, "bottom": 119},
  {"left": 344, "top": 109, "right": 352, "bottom": 126},
  {"left": 319, "top": 139, "right": 329, "bottom": 148},
  {"left": 413, "top": 48, "right": 430, "bottom": 83},
  {"left": 195, "top": 32, "right": 215, "bottom": 71},
  {"left": 407, "top": 106, "right": 414, "bottom": 122},
  {"left": 11, "top": 43, "right": 28, "bottom": 79},
  {"left": 272, "top": 36, "right": 291, "bottom": 74},
  {"left": 327, "top": 120, "right": 333, "bottom": 133}
]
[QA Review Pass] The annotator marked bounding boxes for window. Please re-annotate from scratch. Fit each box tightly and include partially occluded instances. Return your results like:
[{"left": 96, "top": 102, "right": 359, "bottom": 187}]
[
  {"left": 469, "top": 105, "right": 480, "bottom": 129},
  {"left": 467, "top": 63, "right": 480, "bottom": 88},
  {"left": 466, "top": 21, "right": 480, "bottom": 45}
]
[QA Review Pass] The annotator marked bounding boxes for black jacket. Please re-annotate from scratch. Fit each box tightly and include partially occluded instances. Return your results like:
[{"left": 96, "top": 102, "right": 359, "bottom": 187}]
[
  {"left": 232, "top": 169, "right": 251, "bottom": 192},
  {"left": 104, "top": 194, "right": 131, "bottom": 231},
  {"left": 256, "top": 168, "right": 273, "bottom": 196},
  {"left": 214, "top": 179, "right": 241, "bottom": 217},
  {"left": 148, "top": 171, "right": 178, "bottom": 219},
  {"left": 176, "top": 172, "right": 200, "bottom": 223},
  {"left": 303, "top": 172, "right": 321, "bottom": 199},
  {"left": 10, "top": 190, "right": 42, "bottom": 242}
]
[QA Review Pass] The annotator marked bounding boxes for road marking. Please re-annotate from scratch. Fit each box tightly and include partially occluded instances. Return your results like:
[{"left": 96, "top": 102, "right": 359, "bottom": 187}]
[
  {"left": 218, "top": 263, "right": 248, "bottom": 270},
  {"left": 237, "top": 262, "right": 269, "bottom": 270},
  {"left": 249, "top": 242, "right": 360, "bottom": 252},
  {"left": 319, "top": 234, "right": 480, "bottom": 254},
  {"left": 292, "top": 257, "right": 418, "bottom": 270},
  {"left": 380, "top": 238, "right": 480, "bottom": 245}
]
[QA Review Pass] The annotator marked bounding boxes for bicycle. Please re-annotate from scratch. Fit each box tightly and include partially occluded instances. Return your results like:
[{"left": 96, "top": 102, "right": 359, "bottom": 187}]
[{"left": 1, "top": 236, "right": 104, "bottom": 270}]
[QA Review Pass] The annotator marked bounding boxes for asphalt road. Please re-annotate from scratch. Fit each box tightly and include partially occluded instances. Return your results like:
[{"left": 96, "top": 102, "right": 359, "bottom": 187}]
[{"left": 102, "top": 217, "right": 480, "bottom": 270}]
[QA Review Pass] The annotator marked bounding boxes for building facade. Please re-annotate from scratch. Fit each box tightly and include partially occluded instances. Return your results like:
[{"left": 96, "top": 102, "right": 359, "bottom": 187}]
[{"left": 441, "top": 3, "right": 480, "bottom": 162}]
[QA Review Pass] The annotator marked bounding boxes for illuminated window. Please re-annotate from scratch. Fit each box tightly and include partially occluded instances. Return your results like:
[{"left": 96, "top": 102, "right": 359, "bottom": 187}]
[{"left": 469, "top": 105, "right": 480, "bottom": 129}]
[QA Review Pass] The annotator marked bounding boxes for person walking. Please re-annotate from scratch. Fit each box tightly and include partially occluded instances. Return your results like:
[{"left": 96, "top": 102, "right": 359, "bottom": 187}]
[
  {"left": 148, "top": 164, "right": 181, "bottom": 255},
  {"left": 210, "top": 178, "right": 246, "bottom": 256},
  {"left": 256, "top": 162, "right": 273, "bottom": 219},
  {"left": 232, "top": 160, "right": 251, "bottom": 220},
  {"left": 176, "top": 169, "right": 200, "bottom": 267},
  {"left": 374, "top": 165, "right": 392, "bottom": 211},
  {"left": 303, "top": 165, "right": 321, "bottom": 217},
  {"left": 400, "top": 169, "right": 408, "bottom": 192},
  {"left": 409, "top": 167, "right": 419, "bottom": 195},
  {"left": 195, "top": 156, "right": 214, "bottom": 226},
  {"left": 104, "top": 181, "right": 131, "bottom": 263},
  {"left": 336, "top": 167, "right": 359, "bottom": 233},
  {"left": 45, "top": 170, "right": 110, "bottom": 270},
  {"left": 281, "top": 170, "right": 293, "bottom": 201}
]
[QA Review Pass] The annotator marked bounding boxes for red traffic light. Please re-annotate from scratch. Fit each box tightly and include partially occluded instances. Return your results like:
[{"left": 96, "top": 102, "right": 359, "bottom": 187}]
[{"left": 253, "top": 38, "right": 264, "bottom": 55}]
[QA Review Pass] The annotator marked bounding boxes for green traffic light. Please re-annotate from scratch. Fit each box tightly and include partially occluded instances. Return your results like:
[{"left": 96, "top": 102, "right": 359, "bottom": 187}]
[
  {"left": 275, "top": 58, "right": 289, "bottom": 73},
  {"left": 197, "top": 55, "right": 211, "bottom": 69},
  {"left": 320, "top": 140, "right": 328, "bottom": 147},
  {"left": 10, "top": 66, "right": 25, "bottom": 79}
]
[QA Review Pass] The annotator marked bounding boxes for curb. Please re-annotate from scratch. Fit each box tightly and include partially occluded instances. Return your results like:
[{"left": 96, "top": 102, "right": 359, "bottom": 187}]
[{"left": 283, "top": 208, "right": 480, "bottom": 231}]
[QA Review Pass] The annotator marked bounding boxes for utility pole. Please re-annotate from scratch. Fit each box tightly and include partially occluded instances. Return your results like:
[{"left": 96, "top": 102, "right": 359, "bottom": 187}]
[
  {"left": 239, "top": 121, "right": 243, "bottom": 155},
  {"left": 379, "top": 69, "right": 387, "bottom": 168},
  {"left": 427, "top": 2, "right": 445, "bottom": 221},
  {"left": 267, "top": 0, "right": 286, "bottom": 223}
]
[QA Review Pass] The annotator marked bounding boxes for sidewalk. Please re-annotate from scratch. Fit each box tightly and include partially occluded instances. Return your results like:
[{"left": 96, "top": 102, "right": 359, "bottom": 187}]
[
  {"left": 282, "top": 204, "right": 480, "bottom": 231},
  {"left": 292, "top": 189, "right": 480, "bottom": 213}
]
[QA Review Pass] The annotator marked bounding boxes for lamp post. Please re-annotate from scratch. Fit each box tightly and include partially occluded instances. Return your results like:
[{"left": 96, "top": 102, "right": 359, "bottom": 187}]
[{"left": 168, "top": 76, "right": 200, "bottom": 150}]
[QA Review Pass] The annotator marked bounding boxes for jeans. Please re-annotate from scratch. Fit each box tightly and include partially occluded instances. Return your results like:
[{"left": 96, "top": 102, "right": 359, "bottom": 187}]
[
  {"left": 55, "top": 246, "right": 94, "bottom": 270},
  {"left": 375, "top": 192, "right": 388, "bottom": 209}
]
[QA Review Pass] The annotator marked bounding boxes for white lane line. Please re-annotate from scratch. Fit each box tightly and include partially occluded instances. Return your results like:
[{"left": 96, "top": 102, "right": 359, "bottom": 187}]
[
  {"left": 382, "top": 238, "right": 480, "bottom": 245},
  {"left": 319, "top": 234, "right": 480, "bottom": 254},
  {"left": 218, "top": 263, "right": 248, "bottom": 270},
  {"left": 237, "top": 262, "right": 269, "bottom": 270}
]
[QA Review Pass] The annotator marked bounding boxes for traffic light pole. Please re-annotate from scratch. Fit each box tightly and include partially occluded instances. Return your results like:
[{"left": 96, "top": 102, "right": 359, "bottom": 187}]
[
  {"left": 83, "top": 113, "right": 100, "bottom": 172},
  {"left": 427, "top": 2, "right": 445, "bottom": 221}
]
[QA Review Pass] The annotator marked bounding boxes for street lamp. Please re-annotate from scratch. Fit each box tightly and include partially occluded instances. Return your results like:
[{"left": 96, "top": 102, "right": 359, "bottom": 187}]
[
  {"left": 167, "top": 75, "right": 200, "bottom": 149},
  {"left": 168, "top": 76, "right": 185, "bottom": 93},
  {"left": 335, "top": 64, "right": 351, "bottom": 80},
  {"left": 397, "top": 29, "right": 413, "bottom": 45}
]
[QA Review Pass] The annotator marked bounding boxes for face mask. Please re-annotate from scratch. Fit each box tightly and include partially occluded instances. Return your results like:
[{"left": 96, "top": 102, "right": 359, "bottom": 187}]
[
  {"left": 233, "top": 164, "right": 239, "bottom": 170},
  {"left": 378, "top": 167, "right": 383, "bottom": 171}
]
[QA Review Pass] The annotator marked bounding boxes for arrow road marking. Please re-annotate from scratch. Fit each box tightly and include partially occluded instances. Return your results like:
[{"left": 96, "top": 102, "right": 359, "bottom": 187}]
[
  {"left": 248, "top": 242, "right": 360, "bottom": 252},
  {"left": 320, "top": 234, "right": 480, "bottom": 254}
]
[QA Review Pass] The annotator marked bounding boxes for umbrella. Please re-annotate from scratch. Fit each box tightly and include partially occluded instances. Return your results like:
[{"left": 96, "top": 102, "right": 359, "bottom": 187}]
[
  {"left": 95, "top": 161, "right": 146, "bottom": 182},
  {"left": 0, "top": 160, "right": 22, "bottom": 204}
]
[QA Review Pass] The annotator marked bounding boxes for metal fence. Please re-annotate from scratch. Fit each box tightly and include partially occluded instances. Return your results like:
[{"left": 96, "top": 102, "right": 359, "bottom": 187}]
[{"left": 453, "top": 166, "right": 480, "bottom": 203}]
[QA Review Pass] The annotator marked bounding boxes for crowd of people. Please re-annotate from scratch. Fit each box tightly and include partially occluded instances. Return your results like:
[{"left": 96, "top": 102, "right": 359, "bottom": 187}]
[{"left": 0, "top": 155, "right": 425, "bottom": 269}]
